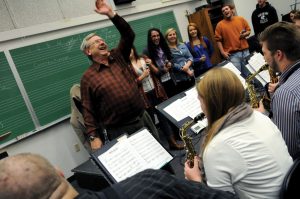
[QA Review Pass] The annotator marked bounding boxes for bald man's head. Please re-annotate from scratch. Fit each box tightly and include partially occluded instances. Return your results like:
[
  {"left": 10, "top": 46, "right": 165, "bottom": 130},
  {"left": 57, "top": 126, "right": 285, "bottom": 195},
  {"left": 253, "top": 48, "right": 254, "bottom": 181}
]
[{"left": 0, "top": 153, "right": 75, "bottom": 199}]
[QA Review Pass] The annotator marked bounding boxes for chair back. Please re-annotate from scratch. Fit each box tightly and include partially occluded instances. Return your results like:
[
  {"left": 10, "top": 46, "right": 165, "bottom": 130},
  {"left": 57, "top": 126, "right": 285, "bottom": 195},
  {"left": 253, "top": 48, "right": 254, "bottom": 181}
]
[{"left": 280, "top": 157, "right": 300, "bottom": 199}]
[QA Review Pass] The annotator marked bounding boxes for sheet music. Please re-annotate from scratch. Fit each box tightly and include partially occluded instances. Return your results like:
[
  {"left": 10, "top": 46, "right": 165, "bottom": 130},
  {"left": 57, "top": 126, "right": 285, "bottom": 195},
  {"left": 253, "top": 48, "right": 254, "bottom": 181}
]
[
  {"left": 163, "top": 99, "right": 187, "bottom": 121},
  {"left": 184, "top": 87, "right": 198, "bottom": 98},
  {"left": 97, "top": 129, "right": 172, "bottom": 183},
  {"left": 163, "top": 87, "right": 202, "bottom": 121},
  {"left": 248, "top": 53, "right": 266, "bottom": 70},
  {"left": 247, "top": 53, "right": 270, "bottom": 83},
  {"left": 181, "top": 88, "right": 202, "bottom": 119},
  {"left": 98, "top": 139, "right": 146, "bottom": 182},
  {"left": 221, "top": 62, "right": 246, "bottom": 88},
  {"left": 245, "top": 64, "right": 268, "bottom": 86},
  {"left": 128, "top": 129, "right": 172, "bottom": 169}
]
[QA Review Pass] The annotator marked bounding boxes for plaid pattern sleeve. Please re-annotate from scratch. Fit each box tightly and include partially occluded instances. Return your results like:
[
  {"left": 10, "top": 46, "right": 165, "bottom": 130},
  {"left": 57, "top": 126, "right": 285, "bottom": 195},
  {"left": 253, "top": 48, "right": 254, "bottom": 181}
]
[
  {"left": 118, "top": 169, "right": 239, "bottom": 199},
  {"left": 77, "top": 169, "right": 239, "bottom": 199}
]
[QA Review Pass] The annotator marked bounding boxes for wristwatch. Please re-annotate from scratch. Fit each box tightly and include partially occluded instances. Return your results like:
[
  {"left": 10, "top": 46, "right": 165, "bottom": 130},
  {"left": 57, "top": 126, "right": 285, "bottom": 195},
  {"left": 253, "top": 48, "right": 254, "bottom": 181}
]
[{"left": 88, "top": 135, "right": 98, "bottom": 142}]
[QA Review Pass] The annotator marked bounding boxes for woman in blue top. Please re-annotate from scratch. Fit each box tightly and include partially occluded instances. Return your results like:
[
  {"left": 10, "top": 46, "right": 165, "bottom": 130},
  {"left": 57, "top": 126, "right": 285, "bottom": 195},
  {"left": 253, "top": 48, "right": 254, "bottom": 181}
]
[
  {"left": 165, "top": 28, "right": 195, "bottom": 94},
  {"left": 185, "top": 23, "right": 214, "bottom": 77}
]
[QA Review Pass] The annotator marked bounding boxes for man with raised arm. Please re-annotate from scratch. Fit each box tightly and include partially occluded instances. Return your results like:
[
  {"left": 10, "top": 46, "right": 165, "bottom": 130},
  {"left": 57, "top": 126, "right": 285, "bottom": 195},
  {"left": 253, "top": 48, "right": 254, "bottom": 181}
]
[{"left": 80, "top": 0, "right": 158, "bottom": 151}]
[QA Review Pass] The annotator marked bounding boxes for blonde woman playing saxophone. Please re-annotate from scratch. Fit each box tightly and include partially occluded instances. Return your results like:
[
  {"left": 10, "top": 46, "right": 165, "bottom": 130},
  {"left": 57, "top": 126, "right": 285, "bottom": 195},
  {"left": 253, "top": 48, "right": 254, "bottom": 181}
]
[{"left": 184, "top": 67, "right": 292, "bottom": 199}]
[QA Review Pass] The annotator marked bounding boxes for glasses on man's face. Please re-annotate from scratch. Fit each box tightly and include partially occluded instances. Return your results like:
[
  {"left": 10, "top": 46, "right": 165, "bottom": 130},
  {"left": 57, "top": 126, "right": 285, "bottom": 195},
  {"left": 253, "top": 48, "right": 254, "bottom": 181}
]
[{"left": 87, "top": 39, "right": 104, "bottom": 48}]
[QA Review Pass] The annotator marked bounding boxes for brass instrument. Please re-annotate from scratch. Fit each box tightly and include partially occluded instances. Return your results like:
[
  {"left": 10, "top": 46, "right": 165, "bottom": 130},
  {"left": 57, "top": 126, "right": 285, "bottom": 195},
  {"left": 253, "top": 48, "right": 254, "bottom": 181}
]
[
  {"left": 269, "top": 67, "right": 279, "bottom": 84},
  {"left": 263, "top": 66, "right": 279, "bottom": 103},
  {"left": 180, "top": 113, "right": 205, "bottom": 168},
  {"left": 246, "top": 64, "right": 269, "bottom": 108}
]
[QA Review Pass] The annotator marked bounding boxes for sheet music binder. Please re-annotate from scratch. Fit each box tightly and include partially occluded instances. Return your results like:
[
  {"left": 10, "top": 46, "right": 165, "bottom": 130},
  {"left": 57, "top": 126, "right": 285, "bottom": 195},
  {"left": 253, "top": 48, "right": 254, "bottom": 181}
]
[
  {"left": 156, "top": 87, "right": 207, "bottom": 129},
  {"left": 156, "top": 92, "right": 190, "bottom": 128},
  {"left": 91, "top": 128, "right": 173, "bottom": 184}
]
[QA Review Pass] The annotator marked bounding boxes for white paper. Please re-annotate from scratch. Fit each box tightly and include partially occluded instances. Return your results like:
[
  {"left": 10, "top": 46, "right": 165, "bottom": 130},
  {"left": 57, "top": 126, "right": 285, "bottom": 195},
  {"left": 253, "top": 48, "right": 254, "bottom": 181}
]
[
  {"left": 163, "top": 99, "right": 187, "bottom": 121},
  {"left": 184, "top": 87, "right": 198, "bottom": 98},
  {"left": 246, "top": 64, "right": 267, "bottom": 86},
  {"left": 128, "top": 129, "right": 173, "bottom": 169},
  {"left": 221, "top": 62, "right": 246, "bottom": 88},
  {"left": 163, "top": 87, "right": 203, "bottom": 121},
  {"left": 247, "top": 52, "right": 270, "bottom": 83},
  {"left": 98, "top": 140, "right": 146, "bottom": 182},
  {"left": 248, "top": 52, "right": 266, "bottom": 71},
  {"left": 97, "top": 129, "right": 172, "bottom": 183},
  {"left": 180, "top": 88, "right": 202, "bottom": 119}
]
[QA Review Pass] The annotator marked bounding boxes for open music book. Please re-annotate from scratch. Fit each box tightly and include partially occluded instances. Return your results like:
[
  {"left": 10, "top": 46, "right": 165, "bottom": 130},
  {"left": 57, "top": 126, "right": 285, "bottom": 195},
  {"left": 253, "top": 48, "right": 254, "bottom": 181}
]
[
  {"left": 221, "top": 61, "right": 247, "bottom": 88},
  {"left": 163, "top": 87, "right": 203, "bottom": 122},
  {"left": 246, "top": 52, "right": 270, "bottom": 86},
  {"left": 91, "top": 128, "right": 173, "bottom": 183}
]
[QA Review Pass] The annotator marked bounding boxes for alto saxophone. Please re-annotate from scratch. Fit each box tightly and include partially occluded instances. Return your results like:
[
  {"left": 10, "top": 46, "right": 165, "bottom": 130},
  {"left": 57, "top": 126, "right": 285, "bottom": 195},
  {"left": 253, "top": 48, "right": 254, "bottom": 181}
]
[
  {"left": 262, "top": 66, "right": 279, "bottom": 103},
  {"left": 180, "top": 113, "right": 205, "bottom": 168},
  {"left": 246, "top": 64, "right": 269, "bottom": 108}
]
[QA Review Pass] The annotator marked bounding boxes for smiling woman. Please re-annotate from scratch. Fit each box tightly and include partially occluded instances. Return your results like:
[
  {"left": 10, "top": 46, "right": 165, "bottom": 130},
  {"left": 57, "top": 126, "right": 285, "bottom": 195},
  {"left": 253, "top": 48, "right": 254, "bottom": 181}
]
[
  {"left": 165, "top": 28, "right": 195, "bottom": 94},
  {"left": 184, "top": 67, "right": 293, "bottom": 199}
]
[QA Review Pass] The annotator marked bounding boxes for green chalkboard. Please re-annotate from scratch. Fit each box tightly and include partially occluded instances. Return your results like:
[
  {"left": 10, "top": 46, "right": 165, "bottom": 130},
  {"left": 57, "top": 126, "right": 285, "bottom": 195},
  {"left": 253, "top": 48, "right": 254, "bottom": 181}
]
[
  {"left": 10, "top": 35, "right": 90, "bottom": 126},
  {"left": 0, "top": 52, "right": 35, "bottom": 145},
  {"left": 5, "top": 11, "right": 179, "bottom": 145}
]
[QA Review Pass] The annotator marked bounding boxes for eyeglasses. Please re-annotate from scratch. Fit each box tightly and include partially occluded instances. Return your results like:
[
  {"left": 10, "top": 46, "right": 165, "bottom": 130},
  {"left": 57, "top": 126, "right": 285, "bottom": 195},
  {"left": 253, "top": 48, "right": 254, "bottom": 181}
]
[{"left": 86, "top": 39, "right": 104, "bottom": 48}]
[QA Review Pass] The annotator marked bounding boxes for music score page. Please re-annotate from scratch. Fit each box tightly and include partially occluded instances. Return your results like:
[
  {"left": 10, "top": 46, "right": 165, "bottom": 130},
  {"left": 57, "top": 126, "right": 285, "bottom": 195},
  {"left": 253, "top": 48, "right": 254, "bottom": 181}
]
[{"left": 97, "top": 129, "right": 172, "bottom": 182}]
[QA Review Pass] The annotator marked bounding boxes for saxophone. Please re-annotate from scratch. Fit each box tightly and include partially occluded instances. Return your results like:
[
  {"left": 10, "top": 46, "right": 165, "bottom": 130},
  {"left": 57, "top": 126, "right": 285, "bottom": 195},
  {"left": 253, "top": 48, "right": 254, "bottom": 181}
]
[
  {"left": 246, "top": 64, "right": 269, "bottom": 108},
  {"left": 180, "top": 113, "right": 205, "bottom": 168},
  {"left": 268, "top": 67, "right": 279, "bottom": 84},
  {"left": 263, "top": 66, "right": 279, "bottom": 102}
]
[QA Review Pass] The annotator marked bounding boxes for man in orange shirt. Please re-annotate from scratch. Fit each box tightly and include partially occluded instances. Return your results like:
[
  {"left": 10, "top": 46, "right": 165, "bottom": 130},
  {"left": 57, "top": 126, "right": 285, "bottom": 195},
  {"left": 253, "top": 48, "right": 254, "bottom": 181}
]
[{"left": 215, "top": 4, "right": 251, "bottom": 77}]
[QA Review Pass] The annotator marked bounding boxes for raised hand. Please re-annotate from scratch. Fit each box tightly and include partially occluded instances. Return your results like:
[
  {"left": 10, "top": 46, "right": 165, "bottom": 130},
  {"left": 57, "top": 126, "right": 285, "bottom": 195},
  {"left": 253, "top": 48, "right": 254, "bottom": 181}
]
[{"left": 95, "top": 0, "right": 113, "bottom": 16}]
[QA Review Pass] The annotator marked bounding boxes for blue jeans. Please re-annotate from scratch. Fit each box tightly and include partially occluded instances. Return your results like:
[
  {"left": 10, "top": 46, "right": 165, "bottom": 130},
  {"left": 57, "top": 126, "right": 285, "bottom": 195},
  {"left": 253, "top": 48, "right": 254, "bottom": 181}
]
[{"left": 229, "top": 49, "right": 250, "bottom": 78}]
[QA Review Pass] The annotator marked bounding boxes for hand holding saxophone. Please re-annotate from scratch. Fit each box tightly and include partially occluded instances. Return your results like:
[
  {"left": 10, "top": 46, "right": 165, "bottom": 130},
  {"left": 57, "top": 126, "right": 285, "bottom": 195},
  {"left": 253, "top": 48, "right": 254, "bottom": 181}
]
[
  {"left": 254, "top": 100, "right": 266, "bottom": 114},
  {"left": 184, "top": 156, "right": 203, "bottom": 182},
  {"left": 268, "top": 82, "right": 278, "bottom": 94}
]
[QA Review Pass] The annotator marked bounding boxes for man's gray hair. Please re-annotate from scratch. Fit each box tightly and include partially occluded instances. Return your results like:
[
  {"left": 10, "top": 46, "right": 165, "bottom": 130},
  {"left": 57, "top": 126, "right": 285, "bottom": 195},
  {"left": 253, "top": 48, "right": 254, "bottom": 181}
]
[{"left": 80, "top": 32, "right": 97, "bottom": 52}]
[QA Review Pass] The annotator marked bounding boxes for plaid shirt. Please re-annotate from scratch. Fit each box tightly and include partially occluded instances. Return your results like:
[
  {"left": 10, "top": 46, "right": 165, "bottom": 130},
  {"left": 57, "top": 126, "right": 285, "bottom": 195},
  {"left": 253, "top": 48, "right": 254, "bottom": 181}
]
[
  {"left": 76, "top": 169, "right": 239, "bottom": 199},
  {"left": 80, "top": 15, "right": 144, "bottom": 139}
]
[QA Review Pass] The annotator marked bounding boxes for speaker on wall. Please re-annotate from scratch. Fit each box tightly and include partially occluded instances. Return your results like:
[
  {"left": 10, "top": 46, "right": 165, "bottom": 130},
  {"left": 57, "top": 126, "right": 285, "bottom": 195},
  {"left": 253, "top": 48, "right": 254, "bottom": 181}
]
[{"left": 113, "top": 0, "right": 135, "bottom": 5}]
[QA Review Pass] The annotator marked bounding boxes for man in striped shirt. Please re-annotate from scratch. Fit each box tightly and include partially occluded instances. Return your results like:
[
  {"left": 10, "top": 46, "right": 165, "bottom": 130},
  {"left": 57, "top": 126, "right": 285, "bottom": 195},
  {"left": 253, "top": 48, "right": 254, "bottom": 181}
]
[{"left": 258, "top": 22, "right": 300, "bottom": 159}]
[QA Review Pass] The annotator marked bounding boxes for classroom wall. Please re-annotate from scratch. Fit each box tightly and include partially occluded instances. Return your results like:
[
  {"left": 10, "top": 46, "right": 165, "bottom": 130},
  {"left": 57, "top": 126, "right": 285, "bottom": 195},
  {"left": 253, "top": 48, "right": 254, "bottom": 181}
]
[{"left": 0, "top": 0, "right": 204, "bottom": 178}]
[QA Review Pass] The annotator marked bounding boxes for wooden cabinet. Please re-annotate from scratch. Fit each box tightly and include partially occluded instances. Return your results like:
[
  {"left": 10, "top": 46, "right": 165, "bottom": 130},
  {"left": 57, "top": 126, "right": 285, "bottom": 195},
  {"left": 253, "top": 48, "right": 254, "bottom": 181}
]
[{"left": 187, "top": 7, "right": 223, "bottom": 65}]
